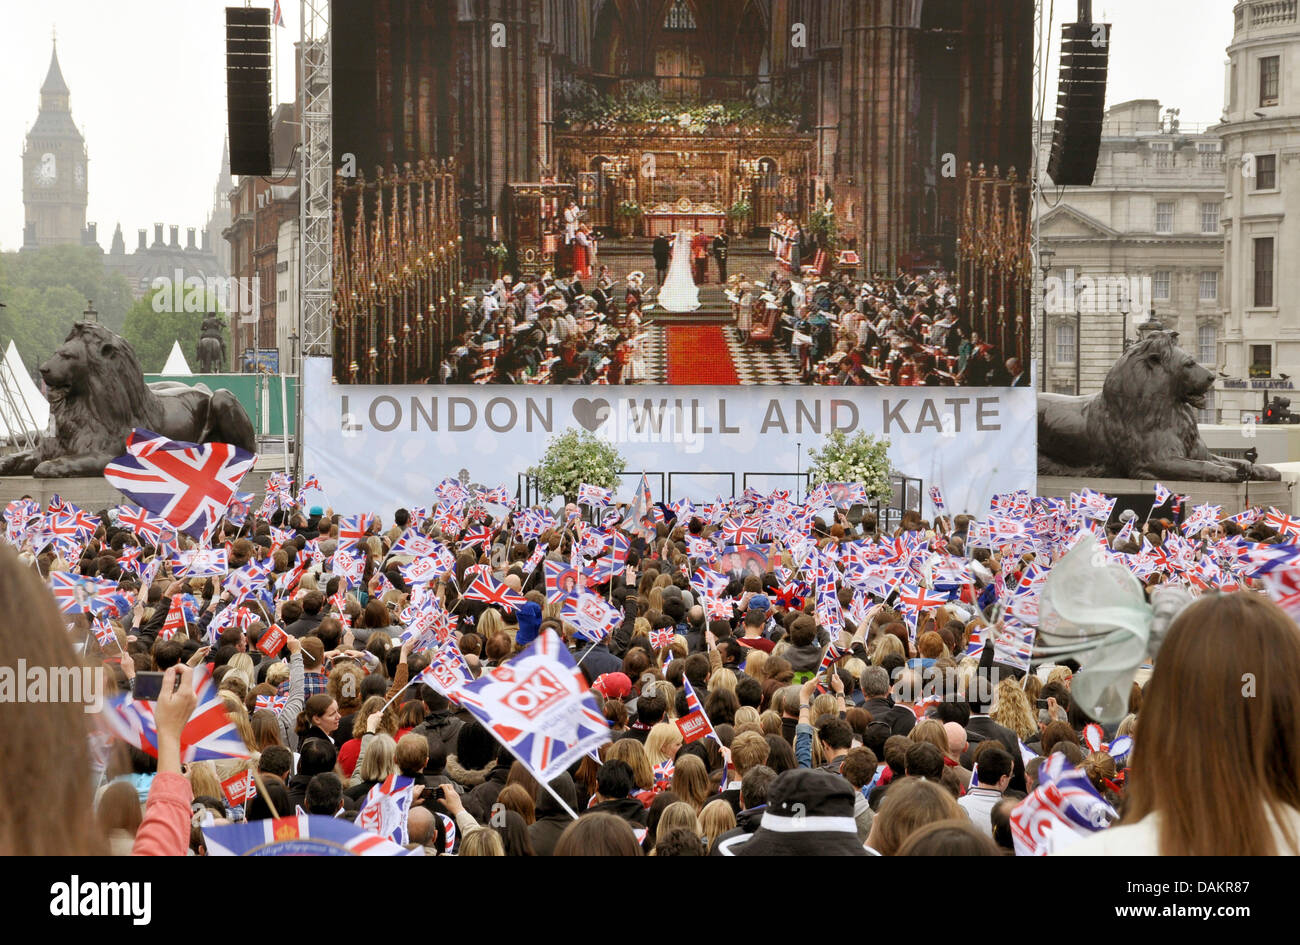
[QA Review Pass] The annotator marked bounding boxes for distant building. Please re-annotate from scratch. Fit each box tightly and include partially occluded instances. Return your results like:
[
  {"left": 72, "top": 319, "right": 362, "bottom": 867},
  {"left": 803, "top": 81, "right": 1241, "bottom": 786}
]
[
  {"left": 103, "top": 222, "right": 225, "bottom": 301},
  {"left": 1216, "top": 0, "right": 1300, "bottom": 422},
  {"left": 1035, "top": 99, "right": 1225, "bottom": 412},
  {"left": 21, "top": 41, "right": 91, "bottom": 249}
]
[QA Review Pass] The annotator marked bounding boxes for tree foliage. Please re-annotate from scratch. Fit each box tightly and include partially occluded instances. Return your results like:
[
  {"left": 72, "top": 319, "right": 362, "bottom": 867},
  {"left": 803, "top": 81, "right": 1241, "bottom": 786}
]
[
  {"left": 0, "top": 246, "right": 132, "bottom": 373},
  {"left": 121, "top": 287, "right": 228, "bottom": 374}
]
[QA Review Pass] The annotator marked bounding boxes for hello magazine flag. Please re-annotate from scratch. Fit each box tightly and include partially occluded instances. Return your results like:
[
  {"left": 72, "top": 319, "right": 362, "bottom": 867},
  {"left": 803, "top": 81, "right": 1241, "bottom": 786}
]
[{"left": 455, "top": 628, "right": 609, "bottom": 783}]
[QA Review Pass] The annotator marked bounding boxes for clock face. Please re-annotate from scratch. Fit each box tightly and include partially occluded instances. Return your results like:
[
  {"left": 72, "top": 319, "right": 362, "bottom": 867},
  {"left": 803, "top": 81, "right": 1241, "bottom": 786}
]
[{"left": 35, "top": 152, "right": 56, "bottom": 188}]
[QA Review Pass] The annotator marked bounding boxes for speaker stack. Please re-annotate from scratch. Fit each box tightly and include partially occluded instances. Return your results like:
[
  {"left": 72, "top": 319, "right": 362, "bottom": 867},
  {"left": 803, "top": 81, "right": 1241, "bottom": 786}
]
[
  {"left": 1046, "top": 2, "right": 1111, "bottom": 187},
  {"left": 225, "top": 7, "right": 273, "bottom": 177}
]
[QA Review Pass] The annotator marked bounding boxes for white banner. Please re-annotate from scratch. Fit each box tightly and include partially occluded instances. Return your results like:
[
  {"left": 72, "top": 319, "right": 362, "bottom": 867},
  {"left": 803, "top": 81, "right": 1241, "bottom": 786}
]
[{"left": 301, "top": 358, "right": 1037, "bottom": 516}]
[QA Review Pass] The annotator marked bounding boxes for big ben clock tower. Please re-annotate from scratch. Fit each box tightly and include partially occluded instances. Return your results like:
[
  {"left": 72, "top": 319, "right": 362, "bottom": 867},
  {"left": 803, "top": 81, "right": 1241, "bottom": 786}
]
[{"left": 22, "top": 38, "right": 88, "bottom": 248}]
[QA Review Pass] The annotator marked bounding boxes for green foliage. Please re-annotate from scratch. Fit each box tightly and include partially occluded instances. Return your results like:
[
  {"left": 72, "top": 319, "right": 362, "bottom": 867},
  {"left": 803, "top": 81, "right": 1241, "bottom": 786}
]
[
  {"left": 727, "top": 201, "right": 752, "bottom": 219},
  {"left": 485, "top": 242, "right": 510, "bottom": 262},
  {"left": 121, "top": 287, "right": 228, "bottom": 374},
  {"left": 806, "top": 430, "right": 893, "bottom": 502},
  {"left": 615, "top": 201, "right": 643, "bottom": 219},
  {"left": 0, "top": 246, "right": 132, "bottom": 370},
  {"left": 558, "top": 90, "right": 800, "bottom": 134},
  {"left": 527, "top": 428, "right": 625, "bottom": 503},
  {"left": 808, "top": 207, "right": 839, "bottom": 251}
]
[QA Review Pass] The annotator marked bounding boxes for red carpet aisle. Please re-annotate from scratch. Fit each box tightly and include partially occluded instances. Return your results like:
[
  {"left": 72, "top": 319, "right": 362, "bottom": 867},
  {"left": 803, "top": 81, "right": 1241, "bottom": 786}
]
[{"left": 665, "top": 325, "right": 741, "bottom": 385}]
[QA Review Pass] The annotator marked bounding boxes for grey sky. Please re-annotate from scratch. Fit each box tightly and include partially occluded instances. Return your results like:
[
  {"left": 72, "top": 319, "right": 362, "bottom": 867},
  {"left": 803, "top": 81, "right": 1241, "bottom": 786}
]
[{"left": 0, "top": 0, "right": 1235, "bottom": 253}]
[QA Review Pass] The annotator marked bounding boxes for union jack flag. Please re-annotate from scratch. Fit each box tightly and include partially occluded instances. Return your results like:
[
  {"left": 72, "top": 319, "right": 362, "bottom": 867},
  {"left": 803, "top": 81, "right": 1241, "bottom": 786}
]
[
  {"left": 255, "top": 692, "right": 288, "bottom": 714},
  {"left": 456, "top": 629, "right": 609, "bottom": 782},
  {"left": 691, "top": 566, "right": 729, "bottom": 599},
  {"left": 54, "top": 502, "right": 100, "bottom": 538},
  {"left": 399, "top": 553, "right": 453, "bottom": 585},
  {"left": 461, "top": 525, "right": 493, "bottom": 549},
  {"left": 224, "top": 491, "right": 255, "bottom": 527},
  {"left": 463, "top": 574, "right": 527, "bottom": 611},
  {"left": 390, "top": 528, "right": 439, "bottom": 558},
  {"left": 649, "top": 628, "right": 675, "bottom": 649},
  {"left": 101, "top": 662, "right": 252, "bottom": 762},
  {"left": 818, "top": 642, "right": 849, "bottom": 674},
  {"left": 895, "top": 582, "right": 949, "bottom": 614},
  {"left": 301, "top": 474, "right": 323, "bottom": 494},
  {"left": 116, "top": 545, "right": 143, "bottom": 576},
  {"left": 337, "top": 514, "right": 372, "bottom": 554},
  {"left": 928, "top": 486, "right": 946, "bottom": 514},
  {"left": 115, "top": 505, "right": 166, "bottom": 544},
  {"left": 432, "top": 504, "right": 463, "bottom": 534},
  {"left": 544, "top": 561, "right": 581, "bottom": 603},
  {"left": 523, "top": 543, "right": 548, "bottom": 576},
  {"left": 1153, "top": 483, "right": 1172, "bottom": 507},
  {"left": 720, "top": 516, "right": 761, "bottom": 545},
  {"left": 91, "top": 616, "right": 119, "bottom": 651},
  {"left": 103, "top": 429, "right": 257, "bottom": 543},
  {"left": 1262, "top": 566, "right": 1300, "bottom": 622},
  {"left": 1265, "top": 507, "right": 1300, "bottom": 539}
]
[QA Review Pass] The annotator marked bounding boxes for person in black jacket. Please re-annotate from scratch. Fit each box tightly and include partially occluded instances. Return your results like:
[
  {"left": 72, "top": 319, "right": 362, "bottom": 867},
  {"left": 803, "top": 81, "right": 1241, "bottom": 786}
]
[
  {"left": 710, "top": 765, "right": 777, "bottom": 855},
  {"left": 964, "top": 644, "right": 1027, "bottom": 792},
  {"left": 580, "top": 760, "right": 648, "bottom": 827},
  {"left": 529, "top": 773, "right": 579, "bottom": 856},
  {"left": 287, "top": 737, "right": 337, "bottom": 811},
  {"left": 860, "top": 665, "right": 915, "bottom": 736},
  {"left": 652, "top": 235, "right": 671, "bottom": 287}
]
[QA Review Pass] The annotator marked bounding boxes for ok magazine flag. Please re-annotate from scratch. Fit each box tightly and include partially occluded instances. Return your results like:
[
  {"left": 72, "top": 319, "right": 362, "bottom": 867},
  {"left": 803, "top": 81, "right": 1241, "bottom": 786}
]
[{"left": 455, "top": 629, "right": 609, "bottom": 782}]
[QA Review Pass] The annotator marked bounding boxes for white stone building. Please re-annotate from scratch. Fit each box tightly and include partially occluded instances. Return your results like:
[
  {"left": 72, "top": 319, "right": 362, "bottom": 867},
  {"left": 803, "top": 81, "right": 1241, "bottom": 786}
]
[
  {"left": 1216, "top": 0, "right": 1300, "bottom": 423},
  {"left": 1035, "top": 100, "right": 1226, "bottom": 406}
]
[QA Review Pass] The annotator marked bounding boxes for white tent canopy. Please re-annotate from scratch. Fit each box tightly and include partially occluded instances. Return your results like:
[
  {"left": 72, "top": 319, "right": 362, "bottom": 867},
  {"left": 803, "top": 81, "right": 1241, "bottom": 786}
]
[
  {"left": 0, "top": 341, "right": 50, "bottom": 441},
  {"left": 162, "top": 340, "right": 193, "bottom": 376}
]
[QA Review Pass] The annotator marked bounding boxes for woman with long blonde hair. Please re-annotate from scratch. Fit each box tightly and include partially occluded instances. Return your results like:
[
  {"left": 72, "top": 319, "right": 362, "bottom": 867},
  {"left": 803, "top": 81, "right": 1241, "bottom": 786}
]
[
  {"left": 990, "top": 676, "right": 1038, "bottom": 741},
  {"left": 644, "top": 723, "right": 682, "bottom": 768},
  {"left": 670, "top": 755, "right": 711, "bottom": 812},
  {"left": 698, "top": 798, "right": 737, "bottom": 853}
]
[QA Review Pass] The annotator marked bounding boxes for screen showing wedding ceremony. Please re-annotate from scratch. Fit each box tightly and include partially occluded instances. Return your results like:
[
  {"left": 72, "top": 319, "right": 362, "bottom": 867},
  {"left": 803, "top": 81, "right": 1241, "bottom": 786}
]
[{"left": 330, "top": 0, "right": 1034, "bottom": 387}]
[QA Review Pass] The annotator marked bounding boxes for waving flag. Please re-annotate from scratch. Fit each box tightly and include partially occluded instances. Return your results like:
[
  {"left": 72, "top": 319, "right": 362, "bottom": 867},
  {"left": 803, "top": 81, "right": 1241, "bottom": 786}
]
[
  {"left": 562, "top": 593, "right": 622, "bottom": 644},
  {"left": 461, "top": 525, "right": 493, "bottom": 549},
  {"left": 101, "top": 662, "right": 251, "bottom": 762},
  {"left": 49, "top": 572, "right": 121, "bottom": 615},
  {"left": 174, "top": 548, "right": 229, "bottom": 578},
  {"left": 400, "top": 554, "right": 453, "bottom": 585},
  {"left": 463, "top": 574, "right": 527, "bottom": 612},
  {"left": 54, "top": 502, "right": 100, "bottom": 539},
  {"left": 523, "top": 543, "right": 548, "bottom": 576},
  {"left": 203, "top": 814, "right": 415, "bottom": 856},
  {"left": 224, "top": 491, "right": 255, "bottom": 528},
  {"left": 103, "top": 429, "right": 256, "bottom": 543},
  {"left": 415, "top": 639, "right": 475, "bottom": 699},
  {"left": 544, "top": 561, "right": 581, "bottom": 603},
  {"left": 621, "top": 474, "right": 656, "bottom": 540},
  {"left": 1152, "top": 483, "right": 1172, "bottom": 508},
  {"left": 1011, "top": 756, "right": 1117, "bottom": 856},
  {"left": 390, "top": 528, "right": 440, "bottom": 559},
  {"left": 337, "top": 514, "right": 372, "bottom": 554},
  {"left": 577, "top": 483, "right": 613, "bottom": 507},
  {"left": 115, "top": 505, "right": 166, "bottom": 545},
  {"left": 928, "top": 486, "right": 946, "bottom": 514},
  {"left": 455, "top": 629, "right": 610, "bottom": 782},
  {"left": 649, "top": 628, "right": 675, "bottom": 649},
  {"left": 676, "top": 677, "right": 717, "bottom": 744},
  {"left": 356, "top": 773, "right": 415, "bottom": 845}
]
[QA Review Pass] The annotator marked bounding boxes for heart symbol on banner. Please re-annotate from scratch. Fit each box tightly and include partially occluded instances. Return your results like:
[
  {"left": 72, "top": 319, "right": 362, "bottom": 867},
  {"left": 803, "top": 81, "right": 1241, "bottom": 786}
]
[{"left": 572, "top": 398, "right": 611, "bottom": 432}]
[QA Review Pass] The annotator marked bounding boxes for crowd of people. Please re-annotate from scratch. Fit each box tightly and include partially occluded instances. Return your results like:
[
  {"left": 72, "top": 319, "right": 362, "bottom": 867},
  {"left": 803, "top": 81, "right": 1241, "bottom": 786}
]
[{"left": 3, "top": 481, "right": 1299, "bottom": 856}]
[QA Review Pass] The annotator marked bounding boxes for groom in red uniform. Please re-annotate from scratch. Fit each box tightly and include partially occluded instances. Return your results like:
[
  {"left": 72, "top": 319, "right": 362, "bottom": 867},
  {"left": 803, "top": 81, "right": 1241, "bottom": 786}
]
[{"left": 692, "top": 231, "right": 711, "bottom": 284}]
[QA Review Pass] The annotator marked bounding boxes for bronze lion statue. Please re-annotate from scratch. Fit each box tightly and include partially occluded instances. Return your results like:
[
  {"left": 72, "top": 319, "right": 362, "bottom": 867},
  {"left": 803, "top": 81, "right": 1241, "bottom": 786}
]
[
  {"left": 1039, "top": 330, "right": 1279, "bottom": 482},
  {"left": 0, "top": 322, "right": 257, "bottom": 478}
]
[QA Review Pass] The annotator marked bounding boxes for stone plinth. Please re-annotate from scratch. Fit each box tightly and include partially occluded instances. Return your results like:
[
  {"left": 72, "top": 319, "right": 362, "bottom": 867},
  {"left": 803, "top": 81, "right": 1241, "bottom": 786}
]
[{"left": 1038, "top": 476, "right": 1293, "bottom": 515}]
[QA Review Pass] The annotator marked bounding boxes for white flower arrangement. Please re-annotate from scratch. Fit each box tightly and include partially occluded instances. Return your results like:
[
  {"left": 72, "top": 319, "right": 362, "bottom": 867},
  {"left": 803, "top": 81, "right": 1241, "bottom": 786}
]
[
  {"left": 806, "top": 430, "right": 894, "bottom": 502},
  {"left": 527, "top": 428, "right": 626, "bottom": 502}
]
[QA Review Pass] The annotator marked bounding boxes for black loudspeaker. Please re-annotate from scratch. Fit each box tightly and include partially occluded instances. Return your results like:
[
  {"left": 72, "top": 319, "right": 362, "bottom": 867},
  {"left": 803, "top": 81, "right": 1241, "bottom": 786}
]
[
  {"left": 226, "top": 7, "right": 272, "bottom": 177},
  {"left": 1046, "top": 19, "right": 1111, "bottom": 186}
]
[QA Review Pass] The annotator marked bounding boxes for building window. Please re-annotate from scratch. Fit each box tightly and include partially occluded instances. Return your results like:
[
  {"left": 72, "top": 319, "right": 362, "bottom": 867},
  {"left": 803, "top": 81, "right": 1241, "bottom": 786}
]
[
  {"left": 664, "top": 0, "right": 697, "bottom": 30},
  {"left": 1055, "top": 323, "right": 1076, "bottom": 364},
  {"left": 1198, "top": 324, "right": 1217, "bottom": 364},
  {"left": 278, "top": 290, "right": 288, "bottom": 303},
  {"left": 1251, "top": 344, "right": 1273, "bottom": 378},
  {"left": 1200, "top": 271, "right": 1219, "bottom": 301},
  {"left": 1198, "top": 142, "right": 1223, "bottom": 169},
  {"left": 1155, "top": 202, "right": 1174, "bottom": 234},
  {"left": 1255, "top": 153, "right": 1277, "bottom": 190},
  {"left": 1153, "top": 271, "right": 1171, "bottom": 300},
  {"left": 1261, "top": 55, "right": 1280, "bottom": 107},
  {"left": 1052, "top": 384, "right": 1076, "bottom": 395},
  {"left": 1201, "top": 201, "right": 1220, "bottom": 232},
  {"left": 1255, "top": 237, "right": 1275, "bottom": 306},
  {"left": 1198, "top": 390, "right": 1216, "bottom": 425}
]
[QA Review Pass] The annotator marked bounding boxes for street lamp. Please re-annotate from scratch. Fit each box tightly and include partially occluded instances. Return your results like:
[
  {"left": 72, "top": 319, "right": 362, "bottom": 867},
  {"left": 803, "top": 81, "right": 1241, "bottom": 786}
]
[{"left": 1038, "top": 247, "right": 1056, "bottom": 392}]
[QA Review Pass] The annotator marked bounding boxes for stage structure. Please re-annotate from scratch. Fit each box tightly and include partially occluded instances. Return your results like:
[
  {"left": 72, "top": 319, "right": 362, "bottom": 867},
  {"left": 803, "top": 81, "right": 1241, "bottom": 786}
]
[
  {"left": 331, "top": 161, "right": 463, "bottom": 385},
  {"left": 957, "top": 163, "right": 1033, "bottom": 370}
]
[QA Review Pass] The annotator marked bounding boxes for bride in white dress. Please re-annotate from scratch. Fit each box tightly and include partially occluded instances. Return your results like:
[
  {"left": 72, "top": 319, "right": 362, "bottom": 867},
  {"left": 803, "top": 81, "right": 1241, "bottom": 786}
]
[{"left": 657, "top": 230, "right": 701, "bottom": 312}]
